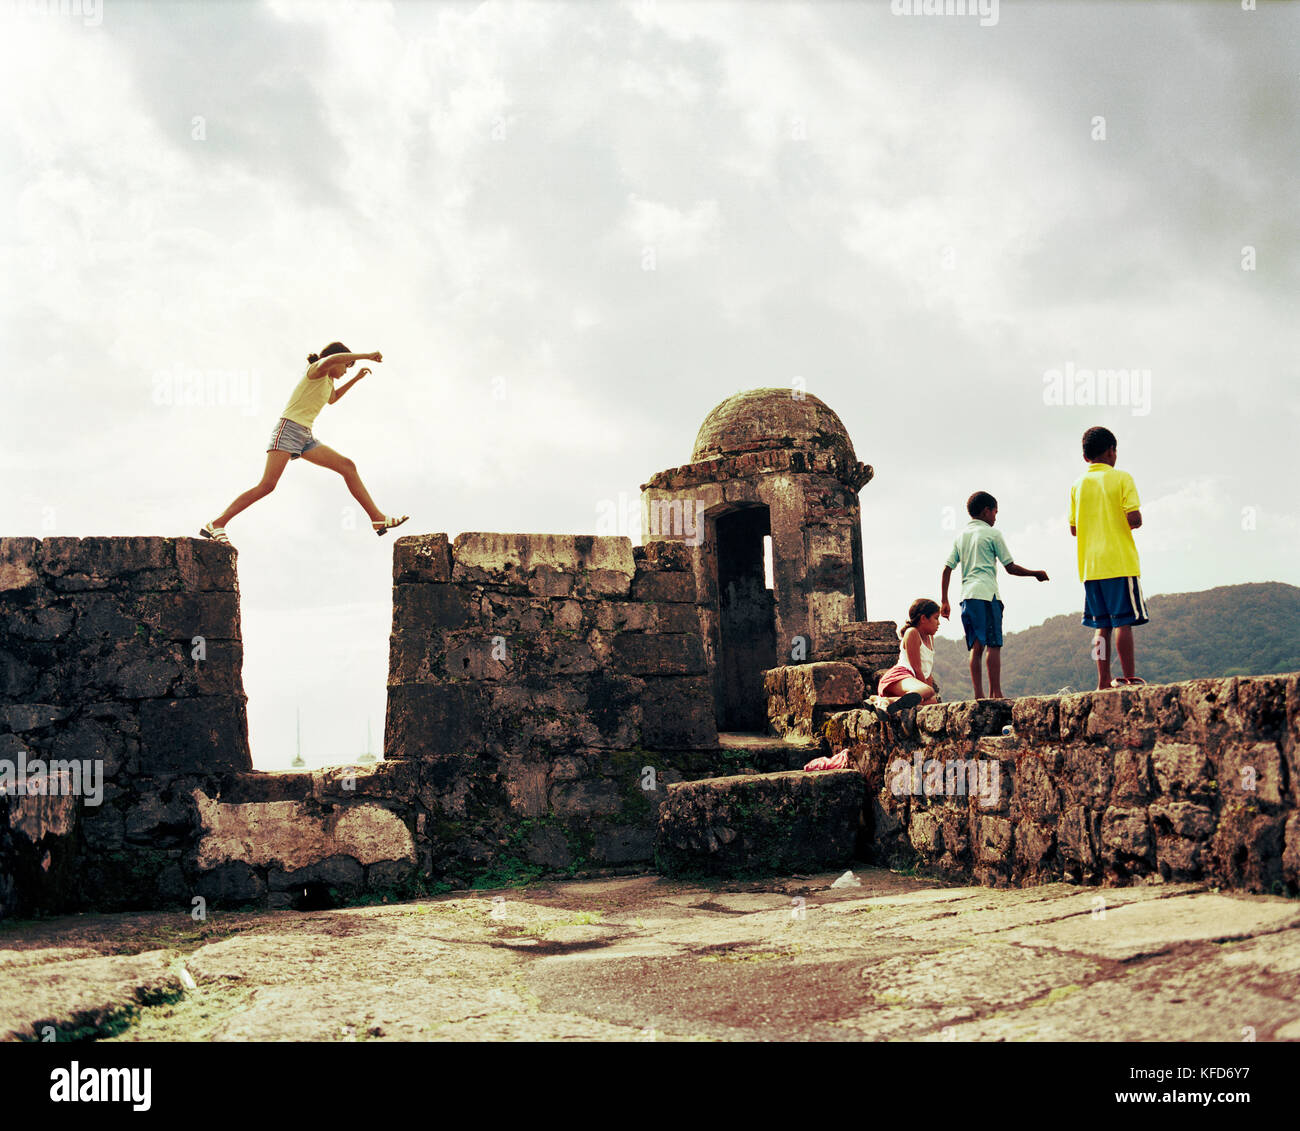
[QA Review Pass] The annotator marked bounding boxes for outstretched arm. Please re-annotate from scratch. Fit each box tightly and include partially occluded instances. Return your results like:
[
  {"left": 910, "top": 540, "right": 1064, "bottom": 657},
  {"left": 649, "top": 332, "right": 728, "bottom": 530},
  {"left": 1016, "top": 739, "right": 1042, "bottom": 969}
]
[
  {"left": 309, "top": 351, "right": 382, "bottom": 380},
  {"left": 329, "top": 367, "right": 369, "bottom": 404},
  {"left": 1005, "top": 562, "right": 1049, "bottom": 582}
]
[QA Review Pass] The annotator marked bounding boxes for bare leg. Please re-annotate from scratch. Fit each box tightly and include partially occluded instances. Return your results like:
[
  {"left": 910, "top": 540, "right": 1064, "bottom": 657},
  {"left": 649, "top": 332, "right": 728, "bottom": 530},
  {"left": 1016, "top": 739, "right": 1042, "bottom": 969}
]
[
  {"left": 213, "top": 451, "right": 291, "bottom": 528},
  {"left": 1093, "top": 627, "right": 1113, "bottom": 689},
  {"left": 300, "top": 443, "right": 384, "bottom": 523},
  {"left": 880, "top": 676, "right": 937, "bottom": 703},
  {"left": 1114, "top": 626, "right": 1136, "bottom": 681},
  {"left": 986, "top": 646, "right": 1003, "bottom": 698},
  {"left": 969, "top": 641, "right": 985, "bottom": 699}
]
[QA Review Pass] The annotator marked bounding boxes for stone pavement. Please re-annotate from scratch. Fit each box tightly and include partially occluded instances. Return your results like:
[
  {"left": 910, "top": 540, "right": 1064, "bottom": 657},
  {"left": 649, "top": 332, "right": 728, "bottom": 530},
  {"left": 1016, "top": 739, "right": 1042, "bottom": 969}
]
[{"left": 2, "top": 868, "right": 1297, "bottom": 1042}]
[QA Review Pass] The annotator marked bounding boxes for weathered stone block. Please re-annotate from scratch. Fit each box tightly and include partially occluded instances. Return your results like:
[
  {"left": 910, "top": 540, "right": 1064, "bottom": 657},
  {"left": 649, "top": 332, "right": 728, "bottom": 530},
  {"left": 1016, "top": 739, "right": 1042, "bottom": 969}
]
[
  {"left": 1011, "top": 697, "right": 1059, "bottom": 742},
  {"left": 1057, "top": 805, "right": 1097, "bottom": 868},
  {"left": 40, "top": 537, "right": 178, "bottom": 582},
  {"left": 0, "top": 538, "right": 41, "bottom": 592},
  {"left": 550, "top": 778, "right": 623, "bottom": 818},
  {"left": 51, "top": 718, "right": 130, "bottom": 780},
  {"left": 175, "top": 537, "right": 236, "bottom": 592},
  {"left": 136, "top": 592, "right": 240, "bottom": 641},
  {"left": 393, "top": 583, "right": 473, "bottom": 632},
  {"left": 593, "top": 601, "right": 654, "bottom": 632},
  {"left": 453, "top": 533, "right": 635, "bottom": 585},
  {"left": 611, "top": 633, "right": 705, "bottom": 676},
  {"left": 1111, "top": 748, "right": 1154, "bottom": 805},
  {"left": 477, "top": 593, "right": 544, "bottom": 633},
  {"left": 196, "top": 861, "right": 266, "bottom": 906},
  {"left": 574, "top": 569, "right": 634, "bottom": 599},
  {"left": 908, "top": 809, "right": 944, "bottom": 856},
  {"left": 527, "top": 567, "right": 575, "bottom": 597},
  {"left": 1218, "top": 740, "right": 1285, "bottom": 806},
  {"left": 393, "top": 533, "right": 453, "bottom": 584},
  {"left": 640, "top": 676, "right": 718, "bottom": 748},
  {"left": 1101, "top": 805, "right": 1153, "bottom": 860},
  {"left": 944, "top": 699, "right": 1014, "bottom": 739},
  {"left": 1284, "top": 812, "right": 1300, "bottom": 889},
  {"left": 975, "top": 814, "right": 1014, "bottom": 866},
  {"left": 523, "top": 824, "right": 573, "bottom": 869},
  {"left": 633, "top": 540, "right": 693, "bottom": 572},
  {"left": 632, "top": 571, "right": 696, "bottom": 604},
  {"left": 1149, "top": 801, "right": 1216, "bottom": 839},
  {"left": 1013, "top": 822, "right": 1055, "bottom": 869},
  {"left": 0, "top": 704, "right": 73, "bottom": 733},
  {"left": 591, "top": 826, "right": 655, "bottom": 864},
  {"left": 72, "top": 595, "right": 140, "bottom": 640},
  {"left": 2, "top": 603, "right": 73, "bottom": 641},
  {"left": 1151, "top": 739, "right": 1211, "bottom": 796},
  {"left": 139, "top": 695, "right": 252, "bottom": 773},
  {"left": 384, "top": 683, "right": 484, "bottom": 758},
  {"left": 268, "top": 854, "right": 365, "bottom": 893},
  {"left": 656, "top": 770, "right": 865, "bottom": 877}
]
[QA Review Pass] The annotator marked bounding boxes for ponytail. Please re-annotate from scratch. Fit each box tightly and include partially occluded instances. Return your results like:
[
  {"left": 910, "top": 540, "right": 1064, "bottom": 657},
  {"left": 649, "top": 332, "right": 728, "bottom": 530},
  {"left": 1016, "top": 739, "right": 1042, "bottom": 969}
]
[
  {"left": 307, "top": 342, "right": 348, "bottom": 366},
  {"left": 900, "top": 597, "right": 940, "bottom": 638}
]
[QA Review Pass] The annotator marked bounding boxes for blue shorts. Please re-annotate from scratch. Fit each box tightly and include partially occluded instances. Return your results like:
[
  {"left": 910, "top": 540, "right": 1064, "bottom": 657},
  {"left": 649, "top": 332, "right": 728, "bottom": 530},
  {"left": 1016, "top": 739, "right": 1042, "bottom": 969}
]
[
  {"left": 961, "top": 598, "right": 1003, "bottom": 649},
  {"left": 1082, "top": 577, "right": 1149, "bottom": 628},
  {"left": 267, "top": 417, "right": 320, "bottom": 460}
]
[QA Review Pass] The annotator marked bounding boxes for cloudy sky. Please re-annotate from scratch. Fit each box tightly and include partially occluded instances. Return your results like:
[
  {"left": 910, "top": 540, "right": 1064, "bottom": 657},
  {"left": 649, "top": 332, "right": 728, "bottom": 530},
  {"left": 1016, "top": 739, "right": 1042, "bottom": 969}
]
[{"left": 3, "top": 0, "right": 1296, "bottom": 769}]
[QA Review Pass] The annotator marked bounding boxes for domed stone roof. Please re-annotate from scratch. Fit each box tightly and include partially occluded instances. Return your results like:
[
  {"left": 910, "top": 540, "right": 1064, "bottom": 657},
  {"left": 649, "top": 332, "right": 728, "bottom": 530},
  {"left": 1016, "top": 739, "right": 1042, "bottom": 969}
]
[{"left": 691, "top": 388, "right": 858, "bottom": 465}]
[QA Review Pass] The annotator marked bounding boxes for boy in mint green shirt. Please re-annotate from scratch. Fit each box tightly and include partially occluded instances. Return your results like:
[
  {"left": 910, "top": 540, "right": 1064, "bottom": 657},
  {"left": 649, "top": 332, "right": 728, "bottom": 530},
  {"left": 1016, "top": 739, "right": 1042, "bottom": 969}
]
[{"left": 940, "top": 491, "right": 1049, "bottom": 699}]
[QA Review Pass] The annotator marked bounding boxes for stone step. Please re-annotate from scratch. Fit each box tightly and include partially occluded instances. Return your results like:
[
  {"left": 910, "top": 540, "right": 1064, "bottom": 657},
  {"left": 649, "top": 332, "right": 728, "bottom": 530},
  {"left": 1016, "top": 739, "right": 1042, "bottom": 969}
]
[
  {"left": 716, "top": 731, "right": 824, "bottom": 773},
  {"left": 655, "top": 768, "right": 865, "bottom": 877}
]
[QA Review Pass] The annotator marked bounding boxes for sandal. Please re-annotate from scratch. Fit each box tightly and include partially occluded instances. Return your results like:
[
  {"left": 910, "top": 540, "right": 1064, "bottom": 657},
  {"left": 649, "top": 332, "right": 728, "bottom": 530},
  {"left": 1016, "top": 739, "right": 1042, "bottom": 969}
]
[
  {"left": 199, "top": 522, "right": 231, "bottom": 545},
  {"left": 1114, "top": 676, "right": 1147, "bottom": 686},
  {"left": 887, "top": 691, "right": 923, "bottom": 716},
  {"left": 371, "top": 515, "right": 409, "bottom": 537}
]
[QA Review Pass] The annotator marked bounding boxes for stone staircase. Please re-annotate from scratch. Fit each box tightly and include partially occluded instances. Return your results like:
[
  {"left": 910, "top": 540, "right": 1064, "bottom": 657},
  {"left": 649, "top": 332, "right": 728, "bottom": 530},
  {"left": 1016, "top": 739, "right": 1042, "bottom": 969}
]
[
  {"left": 656, "top": 661, "right": 873, "bottom": 877},
  {"left": 655, "top": 767, "right": 865, "bottom": 878}
]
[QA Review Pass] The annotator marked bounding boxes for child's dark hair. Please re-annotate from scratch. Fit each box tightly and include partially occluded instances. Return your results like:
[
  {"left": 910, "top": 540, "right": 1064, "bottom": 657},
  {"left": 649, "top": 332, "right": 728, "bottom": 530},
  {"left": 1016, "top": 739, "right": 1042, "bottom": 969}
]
[
  {"left": 966, "top": 491, "right": 997, "bottom": 518},
  {"left": 899, "top": 598, "right": 941, "bottom": 638},
  {"left": 307, "top": 341, "right": 350, "bottom": 365},
  {"left": 1082, "top": 426, "right": 1118, "bottom": 460}
]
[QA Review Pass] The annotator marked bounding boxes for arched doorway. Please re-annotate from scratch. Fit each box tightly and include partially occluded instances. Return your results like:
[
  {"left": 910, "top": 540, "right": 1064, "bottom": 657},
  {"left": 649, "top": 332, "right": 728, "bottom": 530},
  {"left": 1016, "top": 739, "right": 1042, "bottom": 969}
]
[{"left": 715, "top": 505, "right": 777, "bottom": 731}]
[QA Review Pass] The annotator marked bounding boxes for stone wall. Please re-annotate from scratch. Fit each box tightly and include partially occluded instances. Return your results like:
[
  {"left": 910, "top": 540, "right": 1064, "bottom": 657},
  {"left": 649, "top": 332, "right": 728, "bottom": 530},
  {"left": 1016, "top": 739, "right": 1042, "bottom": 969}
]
[
  {"left": 822, "top": 675, "right": 1299, "bottom": 894},
  {"left": 383, "top": 533, "right": 729, "bottom": 877},
  {"left": 0, "top": 537, "right": 251, "bottom": 917}
]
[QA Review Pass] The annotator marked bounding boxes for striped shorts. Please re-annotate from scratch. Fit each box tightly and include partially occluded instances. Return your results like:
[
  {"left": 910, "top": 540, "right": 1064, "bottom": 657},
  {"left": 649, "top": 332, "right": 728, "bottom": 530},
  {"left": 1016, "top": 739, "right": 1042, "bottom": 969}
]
[
  {"left": 267, "top": 417, "right": 320, "bottom": 460},
  {"left": 1082, "top": 576, "right": 1149, "bottom": 628}
]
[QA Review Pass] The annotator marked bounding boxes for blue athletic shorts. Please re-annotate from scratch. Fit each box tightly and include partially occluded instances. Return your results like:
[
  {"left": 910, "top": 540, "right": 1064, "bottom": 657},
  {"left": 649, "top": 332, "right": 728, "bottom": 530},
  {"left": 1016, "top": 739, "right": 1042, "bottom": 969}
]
[
  {"left": 267, "top": 417, "right": 320, "bottom": 460},
  {"left": 961, "top": 598, "right": 1003, "bottom": 649},
  {"left": 1082, "top": 577, "right": 1149, "bottom": 628}
]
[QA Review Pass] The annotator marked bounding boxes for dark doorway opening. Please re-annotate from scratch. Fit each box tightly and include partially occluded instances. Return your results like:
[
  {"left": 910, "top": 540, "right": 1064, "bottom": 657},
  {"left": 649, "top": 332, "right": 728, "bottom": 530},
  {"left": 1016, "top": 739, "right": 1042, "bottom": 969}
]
[{"left": 716, "top": 506, "right": 777, "bottom": 731}]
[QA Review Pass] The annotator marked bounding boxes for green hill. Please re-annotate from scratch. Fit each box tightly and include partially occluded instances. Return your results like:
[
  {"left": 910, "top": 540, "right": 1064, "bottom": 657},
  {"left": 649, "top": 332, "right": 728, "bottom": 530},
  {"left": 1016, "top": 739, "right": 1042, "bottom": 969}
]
[{"left": 930, "top": 582, "right": 1300, "bottom": 699}]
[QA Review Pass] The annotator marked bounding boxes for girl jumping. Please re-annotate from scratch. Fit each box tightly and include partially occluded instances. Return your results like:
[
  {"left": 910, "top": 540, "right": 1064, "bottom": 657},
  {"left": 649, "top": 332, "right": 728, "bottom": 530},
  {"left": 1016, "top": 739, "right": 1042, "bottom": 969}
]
[
  {"left": 873, "top": 597, "right": 942, "bottom": 717},
  {"left": 201, "top": 342, "right": 408, "bottom": 545}
]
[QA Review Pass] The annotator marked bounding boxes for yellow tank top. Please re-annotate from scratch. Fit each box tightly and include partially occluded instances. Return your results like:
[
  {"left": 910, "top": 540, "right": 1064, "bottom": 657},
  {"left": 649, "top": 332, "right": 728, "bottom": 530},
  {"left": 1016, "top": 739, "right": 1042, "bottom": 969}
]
[{"left": 279, "top": 367, "right": 333, "bottom": 428}]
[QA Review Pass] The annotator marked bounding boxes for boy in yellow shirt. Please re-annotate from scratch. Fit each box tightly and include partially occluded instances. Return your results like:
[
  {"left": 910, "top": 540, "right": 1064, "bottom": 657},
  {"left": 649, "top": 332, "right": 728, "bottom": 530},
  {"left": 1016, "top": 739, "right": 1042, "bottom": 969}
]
[{"left": 1068, "top": 426, "right": 1148, "bottom": 689}]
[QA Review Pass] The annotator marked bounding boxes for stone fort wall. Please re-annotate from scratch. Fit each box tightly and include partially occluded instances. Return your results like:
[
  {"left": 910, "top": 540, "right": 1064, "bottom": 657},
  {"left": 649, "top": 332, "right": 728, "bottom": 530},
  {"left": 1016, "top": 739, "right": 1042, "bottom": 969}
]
[
  {"left": 4, "top": 536, "right": 1297, "bottom": 916},
  {"left": 818, "top": 672, "right": 1299, "bottom": 894},
  {"left": 0, "top": 534, "right": 755, "bottom": 916}
]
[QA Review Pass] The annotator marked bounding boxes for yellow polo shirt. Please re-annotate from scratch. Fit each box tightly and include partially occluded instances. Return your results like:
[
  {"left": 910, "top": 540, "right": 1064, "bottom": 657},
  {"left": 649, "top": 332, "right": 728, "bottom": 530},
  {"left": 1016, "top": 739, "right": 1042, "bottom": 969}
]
[
  {"left": 280, "top": 369, "right": 333, "bottom": 428},
  {"left": 1069, "top": 463, "right": 1141, "bottom": 581}
]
